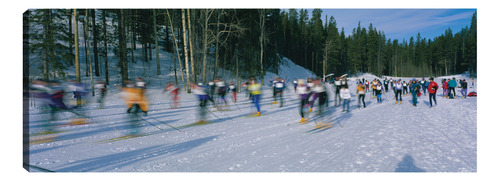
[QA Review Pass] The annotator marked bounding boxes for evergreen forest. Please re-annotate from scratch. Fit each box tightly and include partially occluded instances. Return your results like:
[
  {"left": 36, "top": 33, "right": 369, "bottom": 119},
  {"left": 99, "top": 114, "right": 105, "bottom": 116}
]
[{"left": 23, "top": 9, "right": 477, "bottom": 90}]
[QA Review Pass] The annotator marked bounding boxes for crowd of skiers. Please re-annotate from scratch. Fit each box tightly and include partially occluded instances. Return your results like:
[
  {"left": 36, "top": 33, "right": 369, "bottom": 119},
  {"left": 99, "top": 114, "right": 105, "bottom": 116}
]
[
  {"left": 27, "top": 74, "right": 475, "bottom": 136},
  {"left": 27, "top": 78, "right": 96, "bottom": 134}
]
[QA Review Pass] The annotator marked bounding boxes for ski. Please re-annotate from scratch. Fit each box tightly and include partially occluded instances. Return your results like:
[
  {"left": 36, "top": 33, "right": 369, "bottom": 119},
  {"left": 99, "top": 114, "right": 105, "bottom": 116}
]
[
  {"left": 29, "top": 135, "right": 57, "bottom": 144},
  {"left": 178, "top": 120, "right": 213, "bottom": 128},
  {"left": 304, "top": 122, "right": 333, "bottom": 133},
  {"left": 212, "top": 109, "right": 233, "bottom": 112},
  {"left": 96, "top": 133, "right": 149, "bottom": 144}
]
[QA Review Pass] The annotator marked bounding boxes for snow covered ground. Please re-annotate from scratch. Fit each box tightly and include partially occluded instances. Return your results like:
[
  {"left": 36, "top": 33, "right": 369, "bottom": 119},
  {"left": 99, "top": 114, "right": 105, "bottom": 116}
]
[{"left": 25, "top": 71, "right": 477, "bottom": 173}]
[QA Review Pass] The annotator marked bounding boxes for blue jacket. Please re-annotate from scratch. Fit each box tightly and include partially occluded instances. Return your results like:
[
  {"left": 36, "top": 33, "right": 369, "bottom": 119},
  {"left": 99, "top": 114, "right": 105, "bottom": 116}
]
[
  {"left": 448, "top": 79, "right": 457, "bottom": 88},
  {"left": 410, "top": 82, "right": 421, "bottom": 94}
]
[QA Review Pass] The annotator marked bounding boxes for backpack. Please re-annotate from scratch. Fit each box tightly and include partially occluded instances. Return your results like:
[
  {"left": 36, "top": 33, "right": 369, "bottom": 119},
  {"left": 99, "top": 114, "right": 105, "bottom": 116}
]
[{"left": 467, "top": 92, "right": 477, "bottom": 97}]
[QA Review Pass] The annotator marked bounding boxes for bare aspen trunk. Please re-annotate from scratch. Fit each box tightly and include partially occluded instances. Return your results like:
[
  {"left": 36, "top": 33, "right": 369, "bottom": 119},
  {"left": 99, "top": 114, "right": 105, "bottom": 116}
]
[
  {"left": 74, "top": 9, "right": 80, "bottom": 83},
  {"left": 188, "top": 9, "right": 195, "bottom": 83},
  {"left": 166, "top": 9, "right": 185, "bottom": 90},
  {"left": 259, "top": 9, "right": 265, "bottom": 85},
  {"left": 202, "top": 9, "right": 210, "bottom": 83},
  {"left": 92, "top": 9, "right": 100, "bottom": 77},
  {"left": 85, "top": 10, "right": 94, "bottom": 96},
  {"left": 182, "top": 9, "right": 191, "bottom": 93}
]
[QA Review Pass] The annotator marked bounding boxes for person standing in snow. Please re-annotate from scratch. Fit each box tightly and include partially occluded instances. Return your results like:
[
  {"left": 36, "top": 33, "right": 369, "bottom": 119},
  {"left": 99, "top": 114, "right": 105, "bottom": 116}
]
[
  {"left": 364, "top": 79, "right": 370, "bottom": 95},
  {"left": 394, "top": 79, "right": 403, "bottom": 104},
  {"left": 356, "top": 81, "right": 366, "bottom": 108},
  {"left": 340, "top": 86, "right": 351, "bottom": 112},
  {"left": 271, "top": 77, "right": 279, "bottom": 104},
  {"left": 460, "top": 79, "right": 468, "bottom": 98},
  {"left": 371, "top": 79, "right": 378, "bottom": 99},
  {"left": 448, "top": 77, "right": 457, "bottom": 99},
  {"left": 383, "top": 78, "right": 389, "bottom": 92},
  {"left": 410, "top": 78, "right": 421, "bottom": 106},
  {"left": 248, "top": 77, "right": 262, "bottom": 116},
  {"left": 402, "top": 80, "right": 409, "bottom": 96},
  {"left": 427, "top": 77, "right": 439, "bottom": 107},
  {"left": 442, "top": 79, "right": 448, "bottom": 98},
  {"left": 375, "top": 81, "right": 383, "bottom": 103}
]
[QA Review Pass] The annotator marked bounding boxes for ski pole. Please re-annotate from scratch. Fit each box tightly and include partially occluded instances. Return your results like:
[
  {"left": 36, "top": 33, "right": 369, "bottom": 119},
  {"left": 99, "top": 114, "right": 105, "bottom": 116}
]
[
  {"left": 233, "top": 101, "right": 242, "bottom": 111},
  {"left": 205, "top": 107, "right": 221, "bottom": 120},
  {"left": 138, "top": 117, "right": 164, "bottom": 131},
  {"left": 144, "top": 115, "right": 184, "bottom": 132}
]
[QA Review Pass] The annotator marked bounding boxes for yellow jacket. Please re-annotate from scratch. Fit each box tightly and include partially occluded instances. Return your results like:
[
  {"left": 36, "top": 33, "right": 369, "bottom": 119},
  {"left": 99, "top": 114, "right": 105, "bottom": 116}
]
[{"left": 248, "top": 84, "right": 261, "bottom": 95}]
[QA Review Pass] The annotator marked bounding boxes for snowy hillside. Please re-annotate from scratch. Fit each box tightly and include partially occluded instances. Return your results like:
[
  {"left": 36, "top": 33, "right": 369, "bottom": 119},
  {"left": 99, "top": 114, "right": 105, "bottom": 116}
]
[{"left": 25, "top": 46, "right": 477, "bottom": 173}]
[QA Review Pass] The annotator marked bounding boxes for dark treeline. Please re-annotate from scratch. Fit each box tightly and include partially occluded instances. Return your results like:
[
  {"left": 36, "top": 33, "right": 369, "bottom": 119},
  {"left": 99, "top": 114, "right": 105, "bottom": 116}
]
[
  {"left": 25, "top": 9, "right": 477, "bottom": 91},
  {"left": 281, "top": 9, "right": 477, "bottom": 78}
]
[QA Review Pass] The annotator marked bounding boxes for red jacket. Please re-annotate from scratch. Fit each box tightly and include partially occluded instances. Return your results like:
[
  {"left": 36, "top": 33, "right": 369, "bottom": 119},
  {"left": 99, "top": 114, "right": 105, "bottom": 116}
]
[
  {"left": 428, "top": 81, "right": 439, "bottom": 94},
  {"left": 443, "top": 81, "right": 448, "bottom": 89}
]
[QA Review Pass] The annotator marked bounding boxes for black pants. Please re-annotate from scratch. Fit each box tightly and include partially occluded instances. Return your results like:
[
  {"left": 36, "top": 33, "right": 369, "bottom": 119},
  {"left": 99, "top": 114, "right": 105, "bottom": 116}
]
[
  {"left": 448, "top": 87, "right": 456, "bottom": 97},
  {"left": 300, "top": 99, "right": 307, "bottom": 118},
  {"left": 358, "top": 94, "right": 365, "bottom": 108},
  {"left": 429, "top": 93, "right": 437, "bottom": 106},
  {"left": 395, "top": 90, "right": 402, "bottom": 101},
  {"left": 318, "top": 92, "right": 327, "bottom": 113}
]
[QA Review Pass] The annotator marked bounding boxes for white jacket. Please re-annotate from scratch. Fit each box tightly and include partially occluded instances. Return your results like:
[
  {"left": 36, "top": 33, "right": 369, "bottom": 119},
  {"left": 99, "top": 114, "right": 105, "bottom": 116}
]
[{"left": 340, "top": 88, "right": 351, "bottom": 99}]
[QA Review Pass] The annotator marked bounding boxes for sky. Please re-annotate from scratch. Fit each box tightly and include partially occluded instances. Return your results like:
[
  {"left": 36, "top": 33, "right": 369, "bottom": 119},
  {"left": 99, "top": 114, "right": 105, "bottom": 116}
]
[{"left": 309, "top": 9, "right": 477, "bottom": 41}]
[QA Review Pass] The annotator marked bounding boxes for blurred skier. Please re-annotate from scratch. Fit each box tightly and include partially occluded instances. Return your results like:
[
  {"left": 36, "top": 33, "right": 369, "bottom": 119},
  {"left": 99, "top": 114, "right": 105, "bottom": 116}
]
[
  {"left": 95, "top": 80, "right": 107, "bottom": 109},
  {"left": 427, "top": 77, "right": 439, "bottom": 107},
  {"left": 248, "top": 77, "right": 262, "bottom": 116},
  {"left": 333, "top": 77, "right": 341, "bottom": 106},
  {"left": 208, "top": 80, "right": 216, "bottom": 101},
  {"left": 29, "top": 79, "right": 55, "bottom": 133},
  {"left": 164, "top": 82, "right": 180, "bottom": 109},
  {"left": 275, "top": 78, "right": 286, "bottom": 107},
  {"left": 122, "top": 80, "right": 149, "bottom": 116},
  {"left": 191, "top": 83, "right": 209, "bottom": 123},
  {"left": 296, "top": 79, "right": 310, "bottom": 124},
  {"left": 311, "top": 78, "right": 328, "bottom": 114},
  {"left": 229, "top": 82, "right": 237, "bottom": 102},
  {"left": 215, "top": 78, "right": 228, "bottom": 109}
]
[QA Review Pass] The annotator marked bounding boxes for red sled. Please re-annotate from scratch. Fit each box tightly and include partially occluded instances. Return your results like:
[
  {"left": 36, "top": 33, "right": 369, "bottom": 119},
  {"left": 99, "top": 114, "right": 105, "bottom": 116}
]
[{"left": 467, "top": 92, "right": 477, "bottom": 97}]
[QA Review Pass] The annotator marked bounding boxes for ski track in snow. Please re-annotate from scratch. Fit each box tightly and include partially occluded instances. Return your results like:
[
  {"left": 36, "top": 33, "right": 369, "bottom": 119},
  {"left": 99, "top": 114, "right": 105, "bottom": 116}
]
[{"left": 27, "top": 75, "right": 477, "bottom": 172}]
